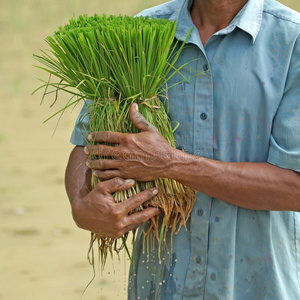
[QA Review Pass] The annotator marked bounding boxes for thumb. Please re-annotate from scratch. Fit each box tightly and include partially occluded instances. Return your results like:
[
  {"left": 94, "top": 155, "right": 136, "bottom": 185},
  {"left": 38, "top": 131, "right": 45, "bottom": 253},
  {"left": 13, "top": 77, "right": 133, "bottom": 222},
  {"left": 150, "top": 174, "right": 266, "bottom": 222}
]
[{"left": 129, "top": 103, "right": 157, "bottom": 132}]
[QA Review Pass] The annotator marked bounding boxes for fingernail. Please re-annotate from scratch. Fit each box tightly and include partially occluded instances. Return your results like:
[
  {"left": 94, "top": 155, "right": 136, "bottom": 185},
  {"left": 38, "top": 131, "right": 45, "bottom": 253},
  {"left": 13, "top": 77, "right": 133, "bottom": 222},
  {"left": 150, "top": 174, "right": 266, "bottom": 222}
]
[
  {"left": 134, "top": 103, "right": 139, "bottom": 112},
  {"left": 152, "top": 189, "right": 158, "bottom": 195},
  {"left": 84, "top": 147, "right": 89, "bottom": 154},
  {"left": 125, "top": 179, "right": 135, "bottom": 183},
  {"left": 86, "top": 161, "right": 91, "bottom": 167},
  {"left": 87, "top": 134, "right": 93, "bottom": 141}
]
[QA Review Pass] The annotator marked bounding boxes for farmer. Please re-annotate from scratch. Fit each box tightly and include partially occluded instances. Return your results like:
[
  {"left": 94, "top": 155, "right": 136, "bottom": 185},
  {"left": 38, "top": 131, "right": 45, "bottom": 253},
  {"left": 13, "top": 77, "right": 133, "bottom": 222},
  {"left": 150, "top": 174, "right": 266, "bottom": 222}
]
[{"left": 65, "top": 0, "right": 300, "bottom": 299}]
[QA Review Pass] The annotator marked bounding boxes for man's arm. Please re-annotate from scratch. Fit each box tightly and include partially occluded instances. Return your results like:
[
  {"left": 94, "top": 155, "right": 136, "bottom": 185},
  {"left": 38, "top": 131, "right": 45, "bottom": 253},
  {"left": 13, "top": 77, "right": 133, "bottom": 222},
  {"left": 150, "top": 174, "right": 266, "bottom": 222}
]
[
  {"left": 65, "top": 146, "right": 92, "bottom": 204},
  {"left": 85, "top": 104, "right": 300, "bottom": 212},
  {"left": 166, "top": 153, "right": 300, "bottom": 211},
  {"left": 65, "top": 146, "right": 160, "bottom": 238}
]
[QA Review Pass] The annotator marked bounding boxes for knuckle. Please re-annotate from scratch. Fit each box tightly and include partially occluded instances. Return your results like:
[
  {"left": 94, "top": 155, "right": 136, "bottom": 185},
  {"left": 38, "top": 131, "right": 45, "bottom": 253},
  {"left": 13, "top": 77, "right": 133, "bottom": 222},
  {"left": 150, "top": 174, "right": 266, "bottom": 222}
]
[
  {"left": 108, "top": 172, "right": 118, "bottom": 180},
  {"left": 103, "top": 131, "right": 111, "bottom": 140},
  {"left": 100, "top": 159, "right": 107, "bottom": 169},
  {"left": 132, "top": 190, "right": 154, "bottom": 206},
  {"left": 131, "top": 195, "right": 142, "bottom": 207},
  {"left": 105, "top": 204, "right": 114, "bottom": 216},
  {"left": 111, "top": 206, "right": 122, "bottom": 219},
  {"left": 99, "top": 172, "right": 110, "bottom": 180},
  {"left": 90, "top": 145, "right": 99, "bottom": 156},
  {"left": 114, "top": 222, "right": 124, "bottom": 232},
  {"left": 96, "top": 171, "right": 112, "bottom": 180},
  {"left": 112, "top": 177, "right": 124, "bottom": 186},
  {"left": 146, "top": 189, "right": 156, "bottom": 199},
  {"left": 140, "top": 119, "right": 150, "bottom": 128},
  {"left": 135, "top": 195, "right": 144, "bottom": 207},
  {"left": 111, "top": 149, "right": 120, "bottom": 158},
  {"left": 137, "top": 213, "right": 148, "bottom": 224},
  {"left": 123, "top": 134, "right": 133, "bottom": 146}
]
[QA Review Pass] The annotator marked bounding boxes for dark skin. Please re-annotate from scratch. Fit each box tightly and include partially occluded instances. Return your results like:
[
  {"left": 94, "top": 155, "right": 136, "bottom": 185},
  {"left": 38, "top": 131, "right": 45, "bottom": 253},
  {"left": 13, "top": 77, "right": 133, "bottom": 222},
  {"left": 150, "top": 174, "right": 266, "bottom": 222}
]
[
  {"left": 65, "top": 0, "right": 300, "bottom": 238},
  {"left": 191, "top": 0, "right": 248, "bottom": 45},
  {"left": 65, "top": 147, "right": 160, "bottom": 239}
]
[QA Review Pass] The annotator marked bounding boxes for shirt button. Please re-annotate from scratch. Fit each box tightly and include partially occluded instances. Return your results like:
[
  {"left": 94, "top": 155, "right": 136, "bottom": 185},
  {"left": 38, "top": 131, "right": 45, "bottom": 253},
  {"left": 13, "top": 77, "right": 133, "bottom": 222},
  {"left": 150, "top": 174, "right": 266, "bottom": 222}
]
[
  {"left": 197, "top": 209, "right": 204, "bottom": 216},
  {"left": 203, "top": 64, "right": 209, "bottom": 71},
  {"left": 194, "top": 256, "right": 202, "bottom": 264},
  {"left": 200, "top": 113, "right": 207, "bottom": 120}
]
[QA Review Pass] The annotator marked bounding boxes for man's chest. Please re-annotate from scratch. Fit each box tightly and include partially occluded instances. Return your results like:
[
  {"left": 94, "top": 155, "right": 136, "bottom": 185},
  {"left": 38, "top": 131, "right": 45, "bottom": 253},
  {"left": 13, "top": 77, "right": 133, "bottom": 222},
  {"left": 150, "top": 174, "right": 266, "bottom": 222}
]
[{"left": 166, "top": 35, "right": 288, "bottom": 162}]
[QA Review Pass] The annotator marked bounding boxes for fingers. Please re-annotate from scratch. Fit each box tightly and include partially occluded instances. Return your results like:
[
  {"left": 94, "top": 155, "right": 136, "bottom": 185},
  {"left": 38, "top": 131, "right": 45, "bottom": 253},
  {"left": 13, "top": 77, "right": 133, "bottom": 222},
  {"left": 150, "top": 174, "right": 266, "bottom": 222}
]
[
  {"left": 96, "top": 177, "right": 135, "bottom": 195},
  {"left": 93, "top": 170, "right": 121, "bottom": 180},
  {"left": 111, "top": 206, "right": 160, "bottom": 239},
  {"left": 94, "top": 180, "right": 161, "bottom": 238},
  {"left": 122, "top": 207, "right": 161, "bottom": 233},
  {"left": 129, "top": 103, "right": 157, "bottom": 132},
  {"left": 88, "top": 131, "right": 123, "bottom": 144},
  {"left": 121, "top": 188, "right": 158, "bottom": 213},
  {"left": 87, "top": 158, "right": 121, "bottom": 170},
  {"left": 87, "top": 103, "right": 158, "bottom": 147},
  {"left": 84, "top": 144, "right": 118, "bottom": 157}
]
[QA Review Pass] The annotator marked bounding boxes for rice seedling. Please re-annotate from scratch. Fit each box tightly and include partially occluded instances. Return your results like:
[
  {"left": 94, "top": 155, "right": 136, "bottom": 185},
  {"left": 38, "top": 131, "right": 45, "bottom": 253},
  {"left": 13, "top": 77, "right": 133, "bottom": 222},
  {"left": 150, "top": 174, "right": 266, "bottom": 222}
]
[{"left": 33, "top": 14, "right": 196, "bottom": 269}]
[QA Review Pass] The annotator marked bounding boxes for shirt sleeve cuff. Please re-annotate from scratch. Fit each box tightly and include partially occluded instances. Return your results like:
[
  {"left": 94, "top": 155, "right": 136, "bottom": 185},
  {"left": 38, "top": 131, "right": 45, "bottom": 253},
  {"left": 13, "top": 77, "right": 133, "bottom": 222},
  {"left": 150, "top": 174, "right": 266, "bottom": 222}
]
[
  {"left": 70, "top": 100, "right": 91, "bottom": 146},
  {"left": 267, "top": 144, "right": 300, "bottom": 172}
]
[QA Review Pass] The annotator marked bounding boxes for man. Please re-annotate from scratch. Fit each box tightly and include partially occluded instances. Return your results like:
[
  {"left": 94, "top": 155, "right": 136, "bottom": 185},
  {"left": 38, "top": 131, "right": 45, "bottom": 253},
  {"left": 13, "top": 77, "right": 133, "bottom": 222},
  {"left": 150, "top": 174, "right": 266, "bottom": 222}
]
[{"left": 65, "top": 0, "right": 300, "bottom": 299}]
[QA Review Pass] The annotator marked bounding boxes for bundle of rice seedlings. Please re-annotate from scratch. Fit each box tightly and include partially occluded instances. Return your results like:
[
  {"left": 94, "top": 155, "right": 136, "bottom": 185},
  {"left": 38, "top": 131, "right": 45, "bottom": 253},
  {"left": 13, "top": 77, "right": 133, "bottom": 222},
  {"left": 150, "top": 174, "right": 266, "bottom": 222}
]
[{"left": 33, "top": 14, "right": 196, "bottom": 268}]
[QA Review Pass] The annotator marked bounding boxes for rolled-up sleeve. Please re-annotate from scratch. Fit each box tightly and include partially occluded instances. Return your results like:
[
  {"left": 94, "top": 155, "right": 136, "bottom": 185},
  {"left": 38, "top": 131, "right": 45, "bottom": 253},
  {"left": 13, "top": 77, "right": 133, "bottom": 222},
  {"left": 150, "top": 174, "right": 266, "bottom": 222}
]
[
  {"left": 70, "top": 100, "right": 92, "bottom": 146},
  {"left": 267, "top": 36, "right": 300, "bottom": 172}
]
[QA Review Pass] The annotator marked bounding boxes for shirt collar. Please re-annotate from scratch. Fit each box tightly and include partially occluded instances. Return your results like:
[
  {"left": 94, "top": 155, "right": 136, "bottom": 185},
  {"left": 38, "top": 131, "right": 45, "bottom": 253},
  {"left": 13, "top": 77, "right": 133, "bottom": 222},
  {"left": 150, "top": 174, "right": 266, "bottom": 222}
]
[
  {"left": 234, "top": 0, "right": 264, "bottom": 43},
  {"left": 170, "top": 0, "right": 264, "bottom": 45},
  {"left": 168, "top": 0, "right": 195, "bottom": 43}
]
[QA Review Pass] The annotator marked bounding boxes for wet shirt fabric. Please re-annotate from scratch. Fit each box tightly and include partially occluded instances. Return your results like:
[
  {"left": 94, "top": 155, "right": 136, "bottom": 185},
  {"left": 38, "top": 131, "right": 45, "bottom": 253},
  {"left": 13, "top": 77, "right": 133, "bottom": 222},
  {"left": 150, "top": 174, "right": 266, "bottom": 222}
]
[{"left": 70, "top": 0, "right": 300, "bottom": 299}]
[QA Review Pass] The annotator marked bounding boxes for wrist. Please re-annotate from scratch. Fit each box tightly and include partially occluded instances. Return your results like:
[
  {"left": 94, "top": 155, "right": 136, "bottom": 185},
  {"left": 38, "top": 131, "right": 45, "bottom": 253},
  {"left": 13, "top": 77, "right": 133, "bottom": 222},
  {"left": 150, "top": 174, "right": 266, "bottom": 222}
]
[
  {"left": 162, "top": 148, "right": 188, "bottom": 180},
  {"left": 164, "top": 149, "right": 206, "bottom": 183}
]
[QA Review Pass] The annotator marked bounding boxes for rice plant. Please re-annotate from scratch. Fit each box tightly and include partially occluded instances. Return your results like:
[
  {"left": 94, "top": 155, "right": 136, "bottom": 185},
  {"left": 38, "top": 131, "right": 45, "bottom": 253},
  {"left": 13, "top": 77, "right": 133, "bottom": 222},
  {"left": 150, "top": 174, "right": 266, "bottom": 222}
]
[{"left": 33, "top": 14, "right": 196, "bottom": 269}]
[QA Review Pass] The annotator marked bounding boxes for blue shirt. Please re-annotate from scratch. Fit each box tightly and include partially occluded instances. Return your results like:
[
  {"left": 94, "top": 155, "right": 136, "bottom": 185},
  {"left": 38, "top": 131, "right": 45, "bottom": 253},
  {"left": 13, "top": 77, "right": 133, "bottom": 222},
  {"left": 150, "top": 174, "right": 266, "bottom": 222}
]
[{"left": 70, "top": 0, "right": 300, "bottom": 298}]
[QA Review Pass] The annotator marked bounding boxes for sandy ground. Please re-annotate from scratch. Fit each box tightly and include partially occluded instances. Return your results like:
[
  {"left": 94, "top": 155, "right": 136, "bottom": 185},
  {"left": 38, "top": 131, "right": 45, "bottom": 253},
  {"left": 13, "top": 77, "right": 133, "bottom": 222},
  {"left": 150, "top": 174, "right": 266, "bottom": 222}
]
[
  {"left": 0, "top": 1, "right": 165, "bottom": 299},
  {"left": 0, "top": 0, "right": 298, "bottom": 299},
  {"left": 0, "top": 90, "right": 135, "bottom": 300}
]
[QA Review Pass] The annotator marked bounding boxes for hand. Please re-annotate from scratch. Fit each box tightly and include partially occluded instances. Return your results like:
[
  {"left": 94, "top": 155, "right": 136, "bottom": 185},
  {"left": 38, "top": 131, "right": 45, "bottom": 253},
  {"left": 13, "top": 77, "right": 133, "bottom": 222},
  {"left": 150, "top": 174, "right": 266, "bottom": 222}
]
[
  {"left": 71, "top": 177, "right": 160, "bottom": 239},
  {"left": 84, "top": 103, "right": 176, "bottom": 181}
]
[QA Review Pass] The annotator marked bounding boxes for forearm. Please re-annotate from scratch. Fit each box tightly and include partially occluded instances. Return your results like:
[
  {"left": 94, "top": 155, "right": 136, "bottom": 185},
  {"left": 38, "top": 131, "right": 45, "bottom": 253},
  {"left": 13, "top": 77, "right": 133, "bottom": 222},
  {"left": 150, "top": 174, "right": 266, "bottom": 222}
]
[
  {"left": 167, "top": 150, "right": 300, "bottom": 211},
  {"left": 65, "top": 146, "right": 92, "bottom": 204}
]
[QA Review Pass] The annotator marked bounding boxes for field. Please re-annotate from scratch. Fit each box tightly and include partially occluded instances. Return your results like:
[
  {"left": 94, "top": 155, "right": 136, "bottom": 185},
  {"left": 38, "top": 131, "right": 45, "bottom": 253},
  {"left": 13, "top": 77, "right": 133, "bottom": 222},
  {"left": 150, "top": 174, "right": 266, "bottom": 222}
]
[{"left": 0, "top": 0, "right": 299, "bottom": 299}]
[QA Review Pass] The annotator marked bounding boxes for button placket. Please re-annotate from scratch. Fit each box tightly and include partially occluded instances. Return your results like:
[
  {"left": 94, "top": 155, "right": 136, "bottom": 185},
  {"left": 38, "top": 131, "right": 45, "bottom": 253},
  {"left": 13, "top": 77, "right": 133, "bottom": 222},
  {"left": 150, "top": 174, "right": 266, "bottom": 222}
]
[{"left": 184, "top": 51, "right": 213, "bottom": 297}]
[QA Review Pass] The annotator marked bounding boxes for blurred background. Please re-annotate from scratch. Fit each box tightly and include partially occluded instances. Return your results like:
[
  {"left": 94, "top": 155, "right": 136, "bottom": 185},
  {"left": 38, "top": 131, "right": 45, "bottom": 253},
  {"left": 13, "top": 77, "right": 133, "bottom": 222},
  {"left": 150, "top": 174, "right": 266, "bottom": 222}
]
[{"left": 0, "top": 0, "right": 299, "bottom": 299}]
